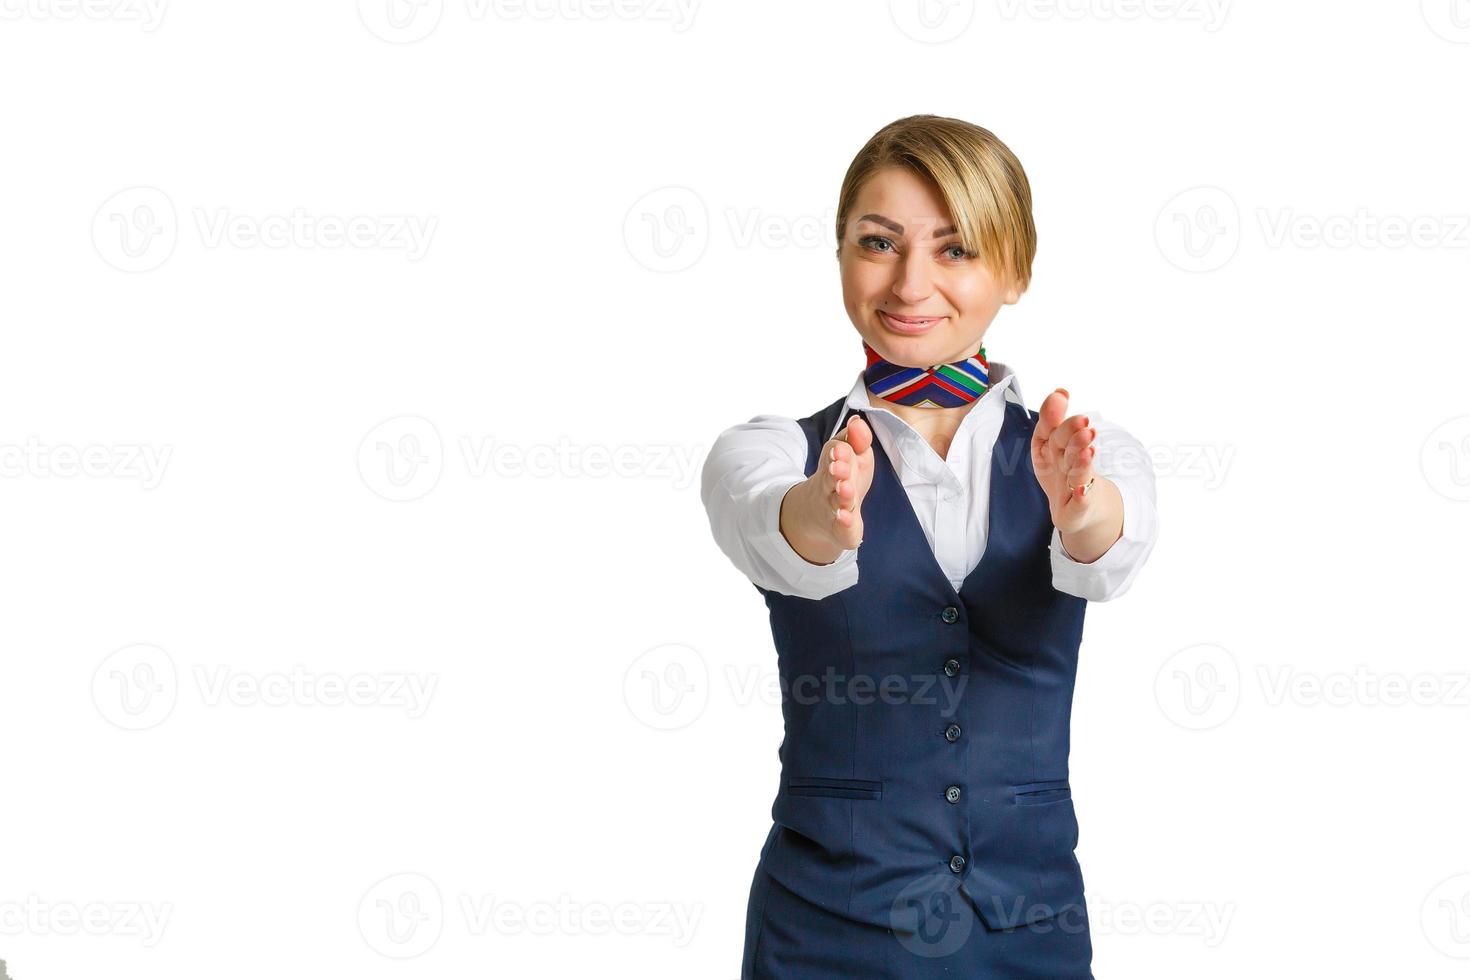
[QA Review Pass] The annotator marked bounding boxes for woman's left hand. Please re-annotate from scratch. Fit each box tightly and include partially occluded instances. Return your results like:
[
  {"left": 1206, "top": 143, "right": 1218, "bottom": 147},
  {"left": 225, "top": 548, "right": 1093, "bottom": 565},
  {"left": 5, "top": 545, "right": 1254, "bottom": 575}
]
[{"left": 1030, "top": 388, "right": 1105, "bottom": 536}]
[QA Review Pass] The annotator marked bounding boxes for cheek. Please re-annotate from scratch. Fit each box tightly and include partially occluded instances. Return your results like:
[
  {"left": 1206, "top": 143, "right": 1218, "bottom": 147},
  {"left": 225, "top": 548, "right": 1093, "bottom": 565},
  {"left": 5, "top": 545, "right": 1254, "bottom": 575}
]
[
  {"left": 839, "top": 264, "right": 881, "bottom": 303},
  {"left": 947, "top": 279, "right": 1005, "bottom": 314}
]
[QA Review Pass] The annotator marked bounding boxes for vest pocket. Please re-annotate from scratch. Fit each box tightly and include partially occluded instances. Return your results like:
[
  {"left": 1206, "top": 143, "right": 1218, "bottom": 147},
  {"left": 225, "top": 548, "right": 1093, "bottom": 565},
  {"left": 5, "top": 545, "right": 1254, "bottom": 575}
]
[
  {"left": 785, "top": 776, "right": 883, "bottom": 800},
  {"left": 1012, "top": 778, "right": 1071, "bottom": 806}
]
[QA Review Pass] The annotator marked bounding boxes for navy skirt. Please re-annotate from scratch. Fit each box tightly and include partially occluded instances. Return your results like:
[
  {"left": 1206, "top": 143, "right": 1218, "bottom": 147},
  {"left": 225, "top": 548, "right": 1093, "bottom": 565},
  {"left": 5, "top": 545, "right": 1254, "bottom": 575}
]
[{"left": 741, "top": 861, "right": 1094, "bottom": 979}]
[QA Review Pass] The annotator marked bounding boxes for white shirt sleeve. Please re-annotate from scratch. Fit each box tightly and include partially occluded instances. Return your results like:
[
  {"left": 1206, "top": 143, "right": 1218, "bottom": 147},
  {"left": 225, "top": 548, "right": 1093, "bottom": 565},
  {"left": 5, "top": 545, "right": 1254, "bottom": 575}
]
[
  {"left": 700, "top": 414, "right": 860, "bottom": 600},
  {"left": 1048, "top": 411, "right": 1159, "bottom": 602}
]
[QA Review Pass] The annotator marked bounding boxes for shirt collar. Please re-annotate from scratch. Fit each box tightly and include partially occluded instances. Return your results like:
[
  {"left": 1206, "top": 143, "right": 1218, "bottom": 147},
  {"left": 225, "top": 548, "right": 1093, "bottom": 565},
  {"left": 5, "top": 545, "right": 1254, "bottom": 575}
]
[{"left": 827, "top": 359, "right": 1030, "bottom": 442}]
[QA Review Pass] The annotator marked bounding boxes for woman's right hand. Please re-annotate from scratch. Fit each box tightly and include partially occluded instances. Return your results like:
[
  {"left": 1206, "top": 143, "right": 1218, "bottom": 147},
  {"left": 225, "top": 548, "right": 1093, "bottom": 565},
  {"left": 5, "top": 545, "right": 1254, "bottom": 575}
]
[{"left": 778, "top": 415, "right": 876, "bottom": 565}]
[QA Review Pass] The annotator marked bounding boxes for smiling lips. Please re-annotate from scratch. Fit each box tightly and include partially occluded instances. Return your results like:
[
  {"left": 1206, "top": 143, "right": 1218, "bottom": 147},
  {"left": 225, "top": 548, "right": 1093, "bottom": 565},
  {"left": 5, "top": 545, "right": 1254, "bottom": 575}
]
[{"left": 879, "top": 310, "right": 945, "bottom": 335}]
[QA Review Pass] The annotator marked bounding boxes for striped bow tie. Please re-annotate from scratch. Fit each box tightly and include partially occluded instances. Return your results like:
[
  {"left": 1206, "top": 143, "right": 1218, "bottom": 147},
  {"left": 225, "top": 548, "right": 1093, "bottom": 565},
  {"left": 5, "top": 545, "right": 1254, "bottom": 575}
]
[{"left": 862, "top": 340, "right": 991, "bottom": 408}]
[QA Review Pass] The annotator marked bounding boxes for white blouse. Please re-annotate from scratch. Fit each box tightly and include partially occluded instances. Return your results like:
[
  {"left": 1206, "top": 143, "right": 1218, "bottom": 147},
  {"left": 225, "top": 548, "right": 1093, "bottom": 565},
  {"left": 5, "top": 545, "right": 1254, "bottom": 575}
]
[{"left": 700, "top": 360, "right": 1159, "bottom": 602}]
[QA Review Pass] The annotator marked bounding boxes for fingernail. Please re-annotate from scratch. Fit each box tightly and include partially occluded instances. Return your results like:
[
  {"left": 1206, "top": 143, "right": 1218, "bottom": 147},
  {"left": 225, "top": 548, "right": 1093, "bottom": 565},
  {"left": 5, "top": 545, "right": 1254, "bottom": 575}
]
[
  {"left": 1081, "top": 415, "right": 1089, "bottom": 427},
  {"left": 1057, "top": 387, "right": 1069, "bottom": 398}
]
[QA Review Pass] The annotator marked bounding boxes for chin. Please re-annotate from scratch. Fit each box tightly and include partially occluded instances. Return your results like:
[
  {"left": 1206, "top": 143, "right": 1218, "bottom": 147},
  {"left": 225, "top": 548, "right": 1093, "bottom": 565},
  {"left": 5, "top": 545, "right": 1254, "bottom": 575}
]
[{"left": 867, "top": 328, "right": 952, "bottom": 365}]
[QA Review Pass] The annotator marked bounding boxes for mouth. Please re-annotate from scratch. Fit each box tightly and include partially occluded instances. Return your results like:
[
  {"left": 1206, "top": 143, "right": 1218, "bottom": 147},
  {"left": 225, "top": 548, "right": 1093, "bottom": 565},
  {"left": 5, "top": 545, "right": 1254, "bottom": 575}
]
[{"left": 878, "top": 310, "right": 945, "bottom": 335}]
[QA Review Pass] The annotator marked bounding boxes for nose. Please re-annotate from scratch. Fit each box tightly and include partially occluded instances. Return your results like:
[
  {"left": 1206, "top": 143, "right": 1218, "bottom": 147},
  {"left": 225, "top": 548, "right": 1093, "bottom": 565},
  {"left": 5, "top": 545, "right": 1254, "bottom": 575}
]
[{"left": 890, "top": 250, "right": 934, "bottom": 305}]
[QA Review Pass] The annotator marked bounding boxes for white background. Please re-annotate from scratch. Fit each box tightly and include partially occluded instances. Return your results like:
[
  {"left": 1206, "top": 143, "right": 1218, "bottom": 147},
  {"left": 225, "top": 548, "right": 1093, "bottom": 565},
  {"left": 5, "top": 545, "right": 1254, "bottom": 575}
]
[{"left": 2, "top": 1, "right": 1468, "bottom": 977}]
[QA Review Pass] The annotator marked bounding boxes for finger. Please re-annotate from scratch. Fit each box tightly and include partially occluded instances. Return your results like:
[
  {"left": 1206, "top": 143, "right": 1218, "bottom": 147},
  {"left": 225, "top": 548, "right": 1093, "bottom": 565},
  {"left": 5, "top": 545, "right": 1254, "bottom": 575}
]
[
  {"left": 1063, "top": 441, "right": 1098, "bottom": 500},
  {"left": 844, "top": 415, "right": 873, "bottom": 456},
  {"left": 827, "top": 437, "right": 851, "bottom": 471},
  {"left": 1048, "top": 413, "right": 1090, "bottom": 458},
  {"left": 1032, "top": 388, "right": 1069, "bottom": 447},
  {"left": 1060, "top": 424, "right": 1097, "bottom": 472}
]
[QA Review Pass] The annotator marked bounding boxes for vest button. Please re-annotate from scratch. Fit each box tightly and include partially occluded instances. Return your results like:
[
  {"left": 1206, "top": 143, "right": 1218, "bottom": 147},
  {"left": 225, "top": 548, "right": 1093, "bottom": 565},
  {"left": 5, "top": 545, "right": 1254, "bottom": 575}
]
[
  {"left": 943, "top": 658, "right": 961, "bottom": 677},
  {"left": 945, "top": 785, "right": 961, "bottom": 804},
  {"left": 949, "top": 854, "right": 966, "bottom": 874},
  {"left": 940, "top": 605, "right": 959, "bottom": 624},
  {"left": 944, "top": 723, "right": 962, "bottom": 742}
]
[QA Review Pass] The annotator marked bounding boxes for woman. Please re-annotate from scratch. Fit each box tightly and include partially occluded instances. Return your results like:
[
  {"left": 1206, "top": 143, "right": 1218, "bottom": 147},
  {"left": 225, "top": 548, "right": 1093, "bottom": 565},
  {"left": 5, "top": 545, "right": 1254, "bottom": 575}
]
[{"left": 700, "top": 115, "right": 1159, "bottom": 978}]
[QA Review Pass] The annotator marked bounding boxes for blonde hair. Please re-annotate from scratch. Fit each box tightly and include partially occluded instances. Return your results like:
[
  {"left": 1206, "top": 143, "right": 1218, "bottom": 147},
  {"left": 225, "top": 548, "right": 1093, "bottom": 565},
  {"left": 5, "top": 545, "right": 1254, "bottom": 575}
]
[{"left": 834, "top": 114, "right": 1036, "bottom": 292}]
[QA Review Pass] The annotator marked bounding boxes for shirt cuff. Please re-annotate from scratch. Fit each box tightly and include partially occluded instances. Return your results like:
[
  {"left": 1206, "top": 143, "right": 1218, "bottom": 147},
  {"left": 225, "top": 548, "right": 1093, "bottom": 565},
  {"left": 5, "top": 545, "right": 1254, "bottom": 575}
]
[{"left": 746, "top": 476, "right": 860, "bottom": 598}]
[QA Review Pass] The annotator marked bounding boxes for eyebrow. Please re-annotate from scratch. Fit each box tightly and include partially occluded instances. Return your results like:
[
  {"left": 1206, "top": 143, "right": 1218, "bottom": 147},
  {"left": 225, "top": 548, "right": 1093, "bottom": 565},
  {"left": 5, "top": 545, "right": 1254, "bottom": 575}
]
[{"left": 857, "top": 214, "right": 958, "bottom": 238}]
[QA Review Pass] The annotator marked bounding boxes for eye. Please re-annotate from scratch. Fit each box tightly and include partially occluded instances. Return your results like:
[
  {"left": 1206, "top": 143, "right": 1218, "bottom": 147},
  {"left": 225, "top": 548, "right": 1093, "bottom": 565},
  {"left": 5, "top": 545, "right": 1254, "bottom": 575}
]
[
  {"left": 858, "top": 234, "right": 896, "bottom": 253},
  {"left": 944, "top": 243, "right": 973, "bottom": 261}
]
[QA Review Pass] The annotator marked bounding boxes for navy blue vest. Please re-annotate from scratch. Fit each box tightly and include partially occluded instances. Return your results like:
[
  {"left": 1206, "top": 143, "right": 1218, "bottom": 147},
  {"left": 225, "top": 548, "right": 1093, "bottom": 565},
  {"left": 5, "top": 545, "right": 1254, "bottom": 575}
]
[{"left": 753, "top": 394, "right": 1090, "bottom": 932}]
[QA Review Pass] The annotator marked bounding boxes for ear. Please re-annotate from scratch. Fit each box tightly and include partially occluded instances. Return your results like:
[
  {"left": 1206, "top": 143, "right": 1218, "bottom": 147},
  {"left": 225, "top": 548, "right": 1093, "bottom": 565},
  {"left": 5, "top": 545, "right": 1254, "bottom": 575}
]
[{"left": 1000, "top": 269, "right": 1024, "bottom": 306}]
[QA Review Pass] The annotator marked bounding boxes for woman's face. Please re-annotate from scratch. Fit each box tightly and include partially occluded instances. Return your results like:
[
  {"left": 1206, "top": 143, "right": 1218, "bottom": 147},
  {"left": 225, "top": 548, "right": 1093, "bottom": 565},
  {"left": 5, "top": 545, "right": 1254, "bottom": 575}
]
[{"left": 839, "top": 165, "right": 1021, "bottom": 368}]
